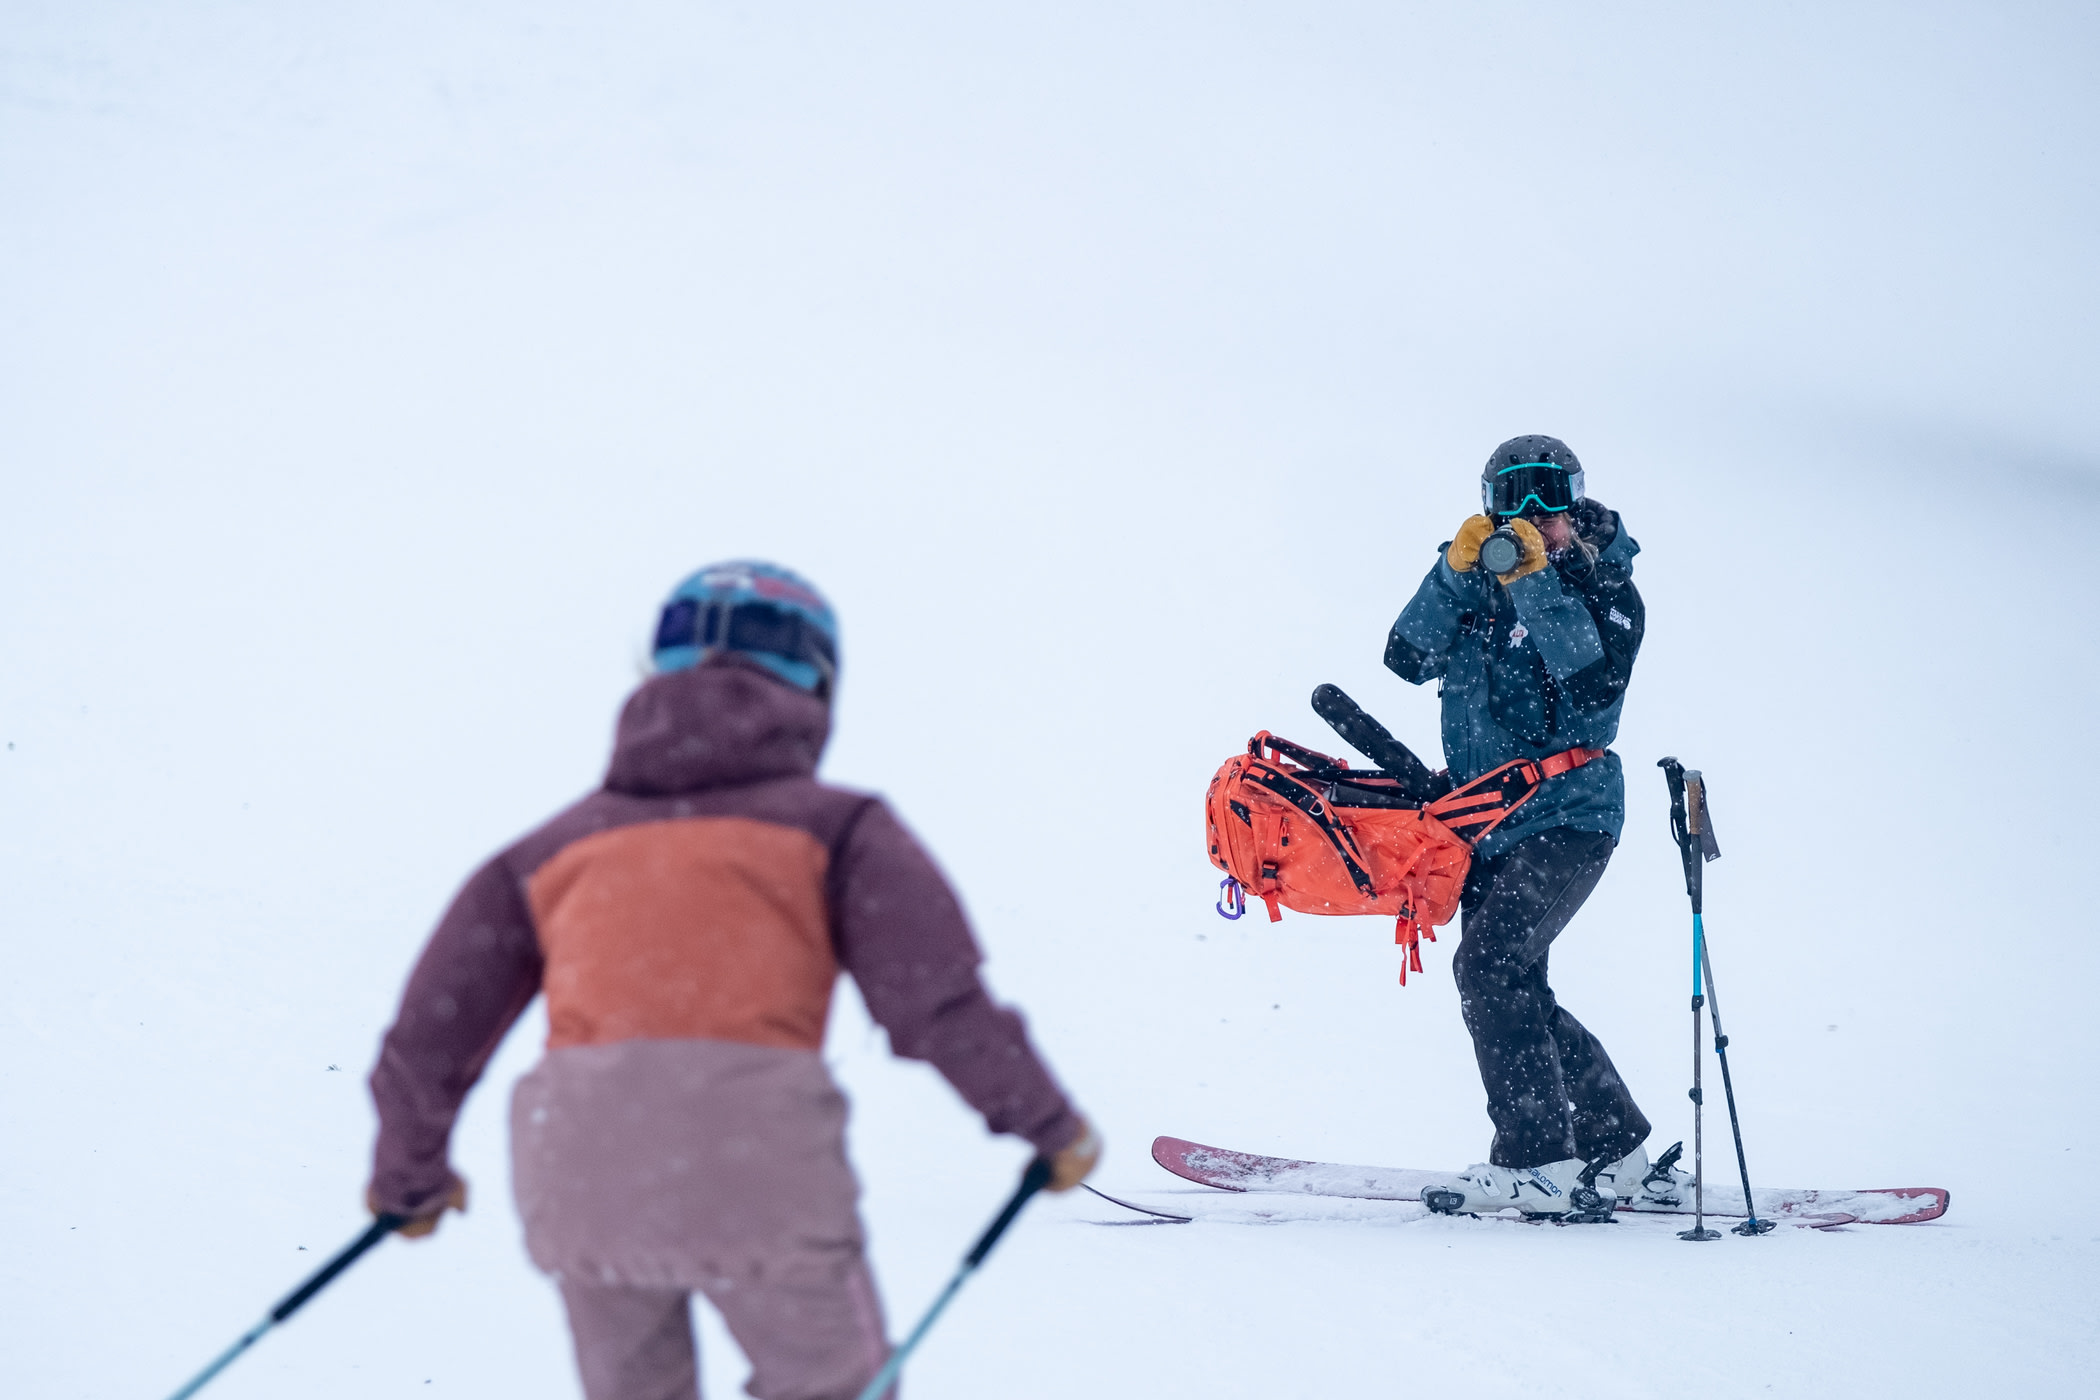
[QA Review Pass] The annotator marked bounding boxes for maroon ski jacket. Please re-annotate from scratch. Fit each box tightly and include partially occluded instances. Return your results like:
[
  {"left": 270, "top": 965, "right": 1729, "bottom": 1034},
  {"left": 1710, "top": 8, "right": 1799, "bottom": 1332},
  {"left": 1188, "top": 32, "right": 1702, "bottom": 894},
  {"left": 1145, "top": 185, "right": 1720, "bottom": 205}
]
[{"left": 367, "top": 656, "right": 1081, "bottom": 1222}]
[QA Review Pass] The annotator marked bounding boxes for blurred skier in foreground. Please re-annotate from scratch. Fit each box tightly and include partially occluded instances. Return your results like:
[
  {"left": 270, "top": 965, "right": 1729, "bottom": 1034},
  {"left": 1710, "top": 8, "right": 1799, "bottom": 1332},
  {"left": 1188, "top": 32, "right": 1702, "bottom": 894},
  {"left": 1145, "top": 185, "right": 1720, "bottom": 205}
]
[
  {"left": 1386, "top": 437, "right": 1680, "bottom": 1218},
  {"left": 364, "top": 560, "right": 1099, "bottom": 1400}
]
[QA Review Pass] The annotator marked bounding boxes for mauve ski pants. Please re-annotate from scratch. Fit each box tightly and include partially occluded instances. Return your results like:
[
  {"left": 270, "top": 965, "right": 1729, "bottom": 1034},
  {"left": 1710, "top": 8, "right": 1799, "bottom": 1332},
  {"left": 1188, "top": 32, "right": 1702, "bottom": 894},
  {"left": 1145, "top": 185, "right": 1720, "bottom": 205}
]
[
  {"left": 1454, "top": 827, "right": 1651, "bottom": 1170},
  {"left": 512, "top": 1041, "right": 895, "bottom": 1400},
  {"left": 558, "top": 1264, "right": 894, "bottom": 1400}
]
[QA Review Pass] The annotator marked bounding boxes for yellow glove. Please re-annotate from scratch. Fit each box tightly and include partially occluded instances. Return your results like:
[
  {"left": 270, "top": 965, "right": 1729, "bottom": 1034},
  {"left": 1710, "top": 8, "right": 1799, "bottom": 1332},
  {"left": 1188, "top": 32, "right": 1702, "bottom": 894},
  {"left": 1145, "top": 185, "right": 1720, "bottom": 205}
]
[
  {"left": 1046, "top": 1118, "right": 1103, "bottom": 1192},
  {"left": 367, "top": 1173, "right": 468, "bottom": 1240},
  {"left": 1445, "top": 515, "right": 1495, "bottom": 572},
  {"left": 1496, "top": 517, "right": 1549, "bottom": 583}
]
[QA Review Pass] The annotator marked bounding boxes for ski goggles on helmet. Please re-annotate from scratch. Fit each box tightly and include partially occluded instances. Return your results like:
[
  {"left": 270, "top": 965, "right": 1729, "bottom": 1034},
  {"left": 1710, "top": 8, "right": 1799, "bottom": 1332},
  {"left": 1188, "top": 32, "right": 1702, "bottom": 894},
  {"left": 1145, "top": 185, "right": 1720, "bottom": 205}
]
[
  {"left": 653, "top": 597, "right": 838, "bottom": 690},
  {"left": 1482, "top": 461, "right": 1585, "bottom": 518}
]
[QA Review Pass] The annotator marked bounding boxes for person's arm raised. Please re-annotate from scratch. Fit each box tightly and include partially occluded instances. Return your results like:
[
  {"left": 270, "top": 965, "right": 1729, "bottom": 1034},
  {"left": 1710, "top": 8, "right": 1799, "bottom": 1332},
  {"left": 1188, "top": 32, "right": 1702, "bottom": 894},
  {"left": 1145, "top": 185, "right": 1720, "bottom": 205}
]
[{"left": 1386, "top": 516, "right": 1494, "bottom": 684}]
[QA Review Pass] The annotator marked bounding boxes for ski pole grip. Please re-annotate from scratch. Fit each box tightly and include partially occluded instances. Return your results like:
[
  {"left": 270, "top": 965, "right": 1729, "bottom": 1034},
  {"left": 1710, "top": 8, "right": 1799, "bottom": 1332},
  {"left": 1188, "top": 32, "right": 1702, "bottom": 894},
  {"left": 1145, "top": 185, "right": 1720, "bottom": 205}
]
[
  {"left": 964, "top": 1158, "right": 1054, "bottom": 1268},
  {"left": 1658, "top": 757, "right": 1687, "bottom": 823},
  {"left": 1688, "top": 771, "right": 1722, "bottom": 861},
  {"left": 1657, "top": 758, "right": 1704, "bottom": 911}
]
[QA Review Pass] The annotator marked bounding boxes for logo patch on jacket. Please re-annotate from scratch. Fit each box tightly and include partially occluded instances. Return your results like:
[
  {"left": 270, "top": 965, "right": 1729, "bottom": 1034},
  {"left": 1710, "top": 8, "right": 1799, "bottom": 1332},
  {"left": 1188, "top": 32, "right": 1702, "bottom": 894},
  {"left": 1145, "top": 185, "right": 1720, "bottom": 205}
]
[
  {"left": 1608, "top": 607, "right": 1633, "bottom": 630},
  {"left": 1507, "top": 623, "right": 1529, "bottom": 649}
]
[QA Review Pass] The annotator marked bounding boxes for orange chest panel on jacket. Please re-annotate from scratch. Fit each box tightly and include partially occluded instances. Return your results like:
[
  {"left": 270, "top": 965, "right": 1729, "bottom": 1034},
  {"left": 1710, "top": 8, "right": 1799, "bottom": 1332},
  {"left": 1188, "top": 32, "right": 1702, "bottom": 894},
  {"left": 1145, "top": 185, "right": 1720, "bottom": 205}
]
[{"left": 527, "top": 816, "right": 838, "bottom": 1053}]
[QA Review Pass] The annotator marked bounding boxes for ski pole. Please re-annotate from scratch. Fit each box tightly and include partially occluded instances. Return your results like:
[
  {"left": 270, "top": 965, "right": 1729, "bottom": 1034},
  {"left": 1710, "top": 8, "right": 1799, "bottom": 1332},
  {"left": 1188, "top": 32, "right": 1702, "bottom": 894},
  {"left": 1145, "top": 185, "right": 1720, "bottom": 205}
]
[
  {"left": 1697, "top": 931, "right": 1775, "bottom": 1235},
  {"left": 1683, "top": 915, "right": 1720, "bottom": 1241},
  {"left": 162, "top": 1213, "right": 405, "bottom": 1400},
  {"left": 1670, "top": 767, "right": 1772, "bottom": 1236},
  {"left": 853, "top": 1157, "right": 1054, "bottom": 1400},
  {"left": 1660, "top": 759, "right": 1721, "bottom": 1242}
]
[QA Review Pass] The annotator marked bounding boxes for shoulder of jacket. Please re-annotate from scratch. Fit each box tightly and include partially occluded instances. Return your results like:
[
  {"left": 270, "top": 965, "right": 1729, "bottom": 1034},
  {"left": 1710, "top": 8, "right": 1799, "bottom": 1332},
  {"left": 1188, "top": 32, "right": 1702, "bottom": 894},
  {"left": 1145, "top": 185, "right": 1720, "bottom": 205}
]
[
  {"left": 492, "top": 789, "right": 641, "bottom": 883},
  {"left": 804, "top": 784, "right": 890, "bottom": 848}
]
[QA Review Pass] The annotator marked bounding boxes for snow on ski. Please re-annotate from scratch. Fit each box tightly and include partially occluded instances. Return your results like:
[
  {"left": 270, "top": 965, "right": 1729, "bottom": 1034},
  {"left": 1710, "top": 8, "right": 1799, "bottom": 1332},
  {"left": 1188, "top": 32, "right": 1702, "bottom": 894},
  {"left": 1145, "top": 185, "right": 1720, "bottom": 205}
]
[{"left": 1152, "top": 1136, "right": 1947, "bottom": 1226}]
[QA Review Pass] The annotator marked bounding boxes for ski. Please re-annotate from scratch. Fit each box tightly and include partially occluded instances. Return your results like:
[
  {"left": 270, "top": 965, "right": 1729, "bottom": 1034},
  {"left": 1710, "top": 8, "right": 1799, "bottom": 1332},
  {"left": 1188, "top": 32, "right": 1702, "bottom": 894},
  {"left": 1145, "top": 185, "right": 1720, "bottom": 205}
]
[
  {"left": 1082, "top": 1184, "right": 1193, "bottom": 1223},
  {"left": 1152, "top": 1136, "right": 1948, "bottom": 1225}
]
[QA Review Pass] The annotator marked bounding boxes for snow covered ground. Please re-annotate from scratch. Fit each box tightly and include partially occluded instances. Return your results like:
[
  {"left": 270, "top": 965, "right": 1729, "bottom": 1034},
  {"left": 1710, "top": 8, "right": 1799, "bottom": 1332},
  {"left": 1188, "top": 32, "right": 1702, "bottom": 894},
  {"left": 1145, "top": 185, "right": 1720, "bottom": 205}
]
[{"left": 4, "top": 4, "right": 2098, "bottom": 1396}]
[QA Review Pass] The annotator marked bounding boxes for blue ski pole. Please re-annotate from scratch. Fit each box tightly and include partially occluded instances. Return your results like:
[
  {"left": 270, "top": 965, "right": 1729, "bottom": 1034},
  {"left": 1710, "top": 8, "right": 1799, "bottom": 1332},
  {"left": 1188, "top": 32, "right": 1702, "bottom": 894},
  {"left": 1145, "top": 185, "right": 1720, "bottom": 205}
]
[
  {"left": 854, "top": 1157, "right": 1054, "bottom": 1400},
  {"left": 1660, "top": 759, "right": 1770, "bottom": 1238},
  {"left": 1682, "top": 908, "right": 1722, "bottom": 1241},
  {"left": 162, "top": 1213, "right": 405, "bottom": 1400}
]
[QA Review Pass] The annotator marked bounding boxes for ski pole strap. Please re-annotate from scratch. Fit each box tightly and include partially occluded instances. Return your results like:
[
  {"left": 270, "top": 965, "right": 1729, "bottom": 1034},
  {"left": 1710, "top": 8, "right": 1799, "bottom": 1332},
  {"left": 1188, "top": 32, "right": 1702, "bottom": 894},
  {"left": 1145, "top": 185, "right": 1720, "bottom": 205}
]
[
  {"left": 1685, "top": 773, "right": 1722, "bottom": 861},
  {"left": 1426, "top": 747, "right": 1606, "bottom": 844}
]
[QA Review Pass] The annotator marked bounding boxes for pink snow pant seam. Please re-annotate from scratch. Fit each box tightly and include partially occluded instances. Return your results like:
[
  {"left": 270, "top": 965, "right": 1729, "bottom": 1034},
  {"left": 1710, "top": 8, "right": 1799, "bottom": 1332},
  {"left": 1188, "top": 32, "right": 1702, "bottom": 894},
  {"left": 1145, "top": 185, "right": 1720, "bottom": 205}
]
[{"left": 560, "top": 1281, "right": 698, "bottom": 1400}]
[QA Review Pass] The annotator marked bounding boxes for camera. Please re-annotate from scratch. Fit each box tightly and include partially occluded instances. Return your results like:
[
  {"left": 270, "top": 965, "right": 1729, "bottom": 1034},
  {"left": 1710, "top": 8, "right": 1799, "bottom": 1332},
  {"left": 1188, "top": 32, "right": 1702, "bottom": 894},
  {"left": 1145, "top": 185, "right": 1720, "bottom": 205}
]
[{"left": 1477, "top": 526, "right": 1524, "bottom": 575}]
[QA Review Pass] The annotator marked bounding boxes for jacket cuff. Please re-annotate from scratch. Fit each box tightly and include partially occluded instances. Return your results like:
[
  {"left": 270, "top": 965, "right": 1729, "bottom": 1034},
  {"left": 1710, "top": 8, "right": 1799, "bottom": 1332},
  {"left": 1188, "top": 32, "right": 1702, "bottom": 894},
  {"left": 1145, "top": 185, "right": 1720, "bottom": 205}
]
[
  {"left": 368, "top": 1159, "right": 463, "bottom": 1219},
  {"left": 1435, "top": 554, "right": 1482, "bottom": 595},
  {"left": 1503, "top": 565, "right": 1556, "bottom": 609},
  {"left": 1025, "top": 1107, "right": 1087, "bottom": 1162}
]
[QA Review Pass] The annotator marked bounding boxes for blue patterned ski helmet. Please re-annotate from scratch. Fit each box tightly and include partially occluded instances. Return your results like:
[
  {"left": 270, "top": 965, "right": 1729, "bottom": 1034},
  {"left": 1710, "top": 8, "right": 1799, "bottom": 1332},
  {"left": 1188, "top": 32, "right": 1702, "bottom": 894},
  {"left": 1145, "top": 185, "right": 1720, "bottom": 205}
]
[{"left": 651, "top": 560, "right": 839, "bottom": 697}]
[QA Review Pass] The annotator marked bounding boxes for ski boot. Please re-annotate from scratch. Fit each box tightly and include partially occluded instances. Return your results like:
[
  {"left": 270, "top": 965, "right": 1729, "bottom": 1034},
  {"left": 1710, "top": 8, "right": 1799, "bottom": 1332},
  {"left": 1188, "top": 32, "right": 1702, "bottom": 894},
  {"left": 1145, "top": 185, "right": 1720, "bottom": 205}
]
[
  {"left": 1597, "top": 1141, "right": 1693, "bottom": 1212},
  {"left": 1421, "top": 1157, "right": 1618, "bottom": 1222}
]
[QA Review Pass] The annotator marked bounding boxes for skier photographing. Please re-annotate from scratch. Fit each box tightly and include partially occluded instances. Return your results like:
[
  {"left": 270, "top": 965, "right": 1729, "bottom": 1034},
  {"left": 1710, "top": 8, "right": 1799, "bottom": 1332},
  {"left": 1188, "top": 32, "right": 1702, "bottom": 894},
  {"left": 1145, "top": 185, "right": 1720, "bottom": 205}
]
[
  {"left": 1388, "top": 437, "right": 1681, "bottom": 1218},
  {"left": 363, "top": 561, "right": 1100, "bottom": 1400}
]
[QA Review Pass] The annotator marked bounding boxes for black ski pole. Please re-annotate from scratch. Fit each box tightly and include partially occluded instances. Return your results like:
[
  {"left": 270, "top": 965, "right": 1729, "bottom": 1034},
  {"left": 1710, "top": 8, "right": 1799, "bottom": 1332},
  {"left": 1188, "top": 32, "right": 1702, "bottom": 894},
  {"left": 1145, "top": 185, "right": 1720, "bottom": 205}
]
[
  {"left": 1660, "top": 759, "right": 1721, "bottom": 1242},
  {"left": 852, "top": 1157, "right": 1055, "bottom": 1400},
  {"left": 162, "top": 1213, "right": 406, "bottom": 1400},
  {"left": 1697, "top": 925, "right": 1775, "bottom": 1235},
  {"left": 1671, "top": 768, "right": 1772, "bottom": 1236}
]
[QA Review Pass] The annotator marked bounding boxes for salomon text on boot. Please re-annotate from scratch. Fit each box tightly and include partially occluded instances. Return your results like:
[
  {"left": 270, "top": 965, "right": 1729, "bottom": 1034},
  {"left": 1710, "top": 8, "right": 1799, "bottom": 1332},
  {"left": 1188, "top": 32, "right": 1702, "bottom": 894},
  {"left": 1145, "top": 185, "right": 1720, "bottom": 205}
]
[{"left": 1421, "top": 1158, "right": 1617, "bottom": 1222}]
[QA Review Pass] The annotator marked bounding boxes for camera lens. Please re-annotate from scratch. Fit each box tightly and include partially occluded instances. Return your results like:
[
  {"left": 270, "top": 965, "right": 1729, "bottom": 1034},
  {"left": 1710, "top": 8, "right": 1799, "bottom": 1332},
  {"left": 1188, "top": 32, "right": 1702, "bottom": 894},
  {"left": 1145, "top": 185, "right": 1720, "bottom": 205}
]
[{"left": 1478, "top": 528, "right": 1523, "bottom": 575}]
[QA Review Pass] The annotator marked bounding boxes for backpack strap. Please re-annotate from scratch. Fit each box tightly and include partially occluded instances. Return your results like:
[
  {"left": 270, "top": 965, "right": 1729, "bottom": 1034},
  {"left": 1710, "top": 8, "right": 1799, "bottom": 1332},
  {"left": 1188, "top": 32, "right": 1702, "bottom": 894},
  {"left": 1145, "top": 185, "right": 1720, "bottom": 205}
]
[
  {"left": 1536, "top": 746, "right": 1606, "bottom": 782},
  {"left": 1427, "top": 746, "right": 1607, "bottom": 844},
  {"left": 1246, "top": 763, "right": 1380, "bottom": 899},
  {"left": 1249, "top": 731, "right": 1357, "bottom": 781},
  {"left": 1393, "top": 905, "right": 1438, "bottom": 986}
]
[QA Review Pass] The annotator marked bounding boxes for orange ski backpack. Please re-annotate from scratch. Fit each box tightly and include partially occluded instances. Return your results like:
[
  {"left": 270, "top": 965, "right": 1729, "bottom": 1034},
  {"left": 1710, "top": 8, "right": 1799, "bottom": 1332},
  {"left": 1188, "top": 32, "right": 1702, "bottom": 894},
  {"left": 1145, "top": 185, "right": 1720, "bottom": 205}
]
[{"left": 1204, "top": 730, "right": 1603, "bottom": 983}]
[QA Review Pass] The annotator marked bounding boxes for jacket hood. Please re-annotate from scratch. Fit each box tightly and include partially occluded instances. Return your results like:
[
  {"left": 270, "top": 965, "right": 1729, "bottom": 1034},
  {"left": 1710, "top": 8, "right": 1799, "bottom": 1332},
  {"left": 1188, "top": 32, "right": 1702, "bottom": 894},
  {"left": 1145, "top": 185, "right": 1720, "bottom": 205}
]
[
  {"left": 1596, "top": 511, "right": 1638, "bottom": 571},
  {"left": 605, "top": 655, "right": 830, "bottom": 796}
]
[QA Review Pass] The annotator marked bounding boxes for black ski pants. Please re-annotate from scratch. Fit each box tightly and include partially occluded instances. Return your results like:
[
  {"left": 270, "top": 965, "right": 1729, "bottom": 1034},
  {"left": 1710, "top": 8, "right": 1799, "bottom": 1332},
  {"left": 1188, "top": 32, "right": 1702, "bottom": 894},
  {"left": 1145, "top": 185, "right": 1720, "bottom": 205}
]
[{"left": 1454, "top": 827, "right": 1650, "bottom": 1170}]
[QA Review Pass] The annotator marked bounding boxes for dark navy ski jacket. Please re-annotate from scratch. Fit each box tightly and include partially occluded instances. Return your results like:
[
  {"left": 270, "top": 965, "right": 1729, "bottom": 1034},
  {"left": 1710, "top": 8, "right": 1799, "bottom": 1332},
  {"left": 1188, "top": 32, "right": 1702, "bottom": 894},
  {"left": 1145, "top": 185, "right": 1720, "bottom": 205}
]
[{"left": 1384, "top": 502, "right": 1644, "bottom": 863}]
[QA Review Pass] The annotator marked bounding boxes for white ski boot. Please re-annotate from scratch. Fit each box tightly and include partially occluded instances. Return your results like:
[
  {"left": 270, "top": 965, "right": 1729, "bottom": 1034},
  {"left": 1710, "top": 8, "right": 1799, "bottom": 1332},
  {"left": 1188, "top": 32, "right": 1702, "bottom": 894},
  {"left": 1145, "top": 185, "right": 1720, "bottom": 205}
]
[
  {"left": 1596, "top": 1141, "right": 1693, "bottom": 1211},
  {"left": 1421, "top": 1157, "right": 1616, "bottom": 1221}
]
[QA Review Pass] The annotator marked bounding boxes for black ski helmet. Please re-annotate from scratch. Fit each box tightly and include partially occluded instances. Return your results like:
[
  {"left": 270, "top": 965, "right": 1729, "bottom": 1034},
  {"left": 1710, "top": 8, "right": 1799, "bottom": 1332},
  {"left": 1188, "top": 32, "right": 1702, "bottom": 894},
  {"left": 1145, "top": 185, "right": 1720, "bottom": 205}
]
[{"left": 1480, "top": 434, "right": 1585, "bottom": 518}]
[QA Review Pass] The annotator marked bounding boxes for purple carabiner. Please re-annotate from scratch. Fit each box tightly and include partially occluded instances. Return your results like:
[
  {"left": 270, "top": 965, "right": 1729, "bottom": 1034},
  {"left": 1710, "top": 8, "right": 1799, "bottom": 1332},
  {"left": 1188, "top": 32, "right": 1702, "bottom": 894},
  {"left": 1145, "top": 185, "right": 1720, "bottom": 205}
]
[{"left": 1215, "top": 876, "right": 1246, "bottom": 920}]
